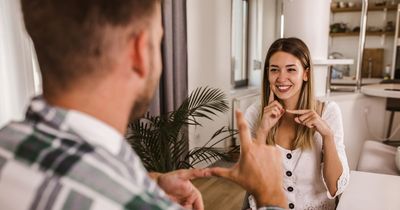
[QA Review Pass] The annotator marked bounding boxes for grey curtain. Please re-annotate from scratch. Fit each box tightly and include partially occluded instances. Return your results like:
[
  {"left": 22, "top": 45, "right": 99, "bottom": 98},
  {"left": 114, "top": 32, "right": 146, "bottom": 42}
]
[{"left": 149, "top": 0, "right": 188, "bottom": 116}]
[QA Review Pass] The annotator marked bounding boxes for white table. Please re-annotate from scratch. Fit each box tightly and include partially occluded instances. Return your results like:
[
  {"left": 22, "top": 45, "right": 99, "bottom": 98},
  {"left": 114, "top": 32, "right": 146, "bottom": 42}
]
[
  {"left": 361, "top": 83, "right": 400, "bottom": 98},
  {"left": 337, "top": 170, "right": 400, "bottom": 210}
]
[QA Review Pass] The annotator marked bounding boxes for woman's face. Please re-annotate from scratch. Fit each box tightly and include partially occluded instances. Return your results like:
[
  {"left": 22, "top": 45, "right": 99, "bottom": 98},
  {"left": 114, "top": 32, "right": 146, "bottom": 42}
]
[{"left": 268, "top": 51, "right": 308, "bottom": 102}]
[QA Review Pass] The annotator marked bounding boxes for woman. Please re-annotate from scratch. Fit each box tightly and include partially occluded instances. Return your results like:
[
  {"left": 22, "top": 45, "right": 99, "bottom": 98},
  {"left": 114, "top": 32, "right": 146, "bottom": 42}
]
[{"left": 244, "top": 37, "right": 349, "bottom": 210}]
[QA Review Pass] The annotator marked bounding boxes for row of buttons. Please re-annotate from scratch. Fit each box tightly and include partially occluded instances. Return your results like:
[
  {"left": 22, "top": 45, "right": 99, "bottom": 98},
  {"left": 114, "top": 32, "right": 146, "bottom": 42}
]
[{"left": 287, "top": 153, "right": 294, "bottom": 209}]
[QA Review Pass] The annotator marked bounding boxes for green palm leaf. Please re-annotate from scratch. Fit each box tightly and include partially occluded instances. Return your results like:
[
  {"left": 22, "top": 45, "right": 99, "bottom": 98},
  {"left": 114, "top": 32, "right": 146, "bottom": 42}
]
[{"left": 126, "top": 87, "right": 238, "bottom": 172}]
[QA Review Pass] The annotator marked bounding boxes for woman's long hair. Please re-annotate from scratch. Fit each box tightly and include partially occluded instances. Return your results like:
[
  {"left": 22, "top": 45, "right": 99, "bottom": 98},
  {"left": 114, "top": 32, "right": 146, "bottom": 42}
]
[{"left": 261, "top": 37, "right": 315, "bottom": 149}]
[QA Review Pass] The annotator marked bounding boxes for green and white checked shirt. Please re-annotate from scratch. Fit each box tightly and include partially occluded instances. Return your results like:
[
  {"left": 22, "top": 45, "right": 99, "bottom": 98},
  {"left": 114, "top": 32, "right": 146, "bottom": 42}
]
[
  {"left": 0, "top": 96, "right": 183, "bottom": 210},
  {"left": 0, "top": 97, "right": 283, "bottom": 210}
]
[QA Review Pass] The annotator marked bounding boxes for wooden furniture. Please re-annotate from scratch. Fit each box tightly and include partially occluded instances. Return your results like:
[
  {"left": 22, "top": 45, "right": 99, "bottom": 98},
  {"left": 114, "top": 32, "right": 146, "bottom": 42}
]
[
  {"left": 337, "top": 171, "right": 400, "bottom": 210},
  {"left": 192, "top": 177, "right": 245, "bottom": 210},
  {"left": 330, "top": 31, "right": 394, "bottom": 37},
  {"left": 331, "top": 4, "right": 398, "bottom": 13},
  {"left": 361, "top": 48, "right": 384, "bottom": 78}
]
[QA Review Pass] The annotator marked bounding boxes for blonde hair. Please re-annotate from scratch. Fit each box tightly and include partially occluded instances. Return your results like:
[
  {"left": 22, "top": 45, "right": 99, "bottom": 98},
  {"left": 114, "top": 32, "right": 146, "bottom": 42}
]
[{"left": 260, "top": 37, "right": 315, "bottom": 150}]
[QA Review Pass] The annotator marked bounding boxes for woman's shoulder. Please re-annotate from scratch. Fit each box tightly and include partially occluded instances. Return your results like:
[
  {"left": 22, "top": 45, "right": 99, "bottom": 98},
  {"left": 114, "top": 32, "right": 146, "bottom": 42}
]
[
  {"left": 318, "top": 100, "right": 341, "bottom": 119},
  {"left": 244, "top": 100, "right": 261, "bottom": 122}
]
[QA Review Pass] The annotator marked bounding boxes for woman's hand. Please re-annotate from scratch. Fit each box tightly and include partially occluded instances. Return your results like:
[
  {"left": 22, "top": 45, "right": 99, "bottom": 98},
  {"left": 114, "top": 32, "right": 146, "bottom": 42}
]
[
  {"left": 258, "top": 90, "right": 284, "bottom": 134},
  {"left": 286, "top": 109, "right": 333, "bottom": 138}
]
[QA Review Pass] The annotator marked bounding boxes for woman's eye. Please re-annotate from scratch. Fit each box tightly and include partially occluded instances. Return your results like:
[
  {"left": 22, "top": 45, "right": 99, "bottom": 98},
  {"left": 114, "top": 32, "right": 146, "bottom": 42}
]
[
  {"left": 270, "top": 68, "right": 278, "bottom": 72},
  {"left": 288, "top": 68, "right": 296, "bottom": 72}
]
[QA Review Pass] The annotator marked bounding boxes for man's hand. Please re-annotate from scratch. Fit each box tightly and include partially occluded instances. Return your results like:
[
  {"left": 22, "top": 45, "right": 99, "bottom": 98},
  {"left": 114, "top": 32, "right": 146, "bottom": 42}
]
[
  {"left": 152, "top": 169, "right": 209, "bottom": 210},
  {"left": 207, "top": 111, "right": 287, "bottom": 208}
]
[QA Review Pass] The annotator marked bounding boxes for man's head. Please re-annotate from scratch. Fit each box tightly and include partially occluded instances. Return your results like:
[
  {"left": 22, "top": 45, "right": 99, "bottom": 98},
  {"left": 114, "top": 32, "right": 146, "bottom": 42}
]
[{"left": 21, "top": 0, "right": 163, "bottom": 120}]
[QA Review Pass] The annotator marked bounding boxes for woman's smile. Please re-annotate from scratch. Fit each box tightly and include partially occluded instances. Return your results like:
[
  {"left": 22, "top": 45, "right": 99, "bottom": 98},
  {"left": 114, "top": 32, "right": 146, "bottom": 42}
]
[{"left": 275, "top": 84, "right": 293, "bottom": 93}]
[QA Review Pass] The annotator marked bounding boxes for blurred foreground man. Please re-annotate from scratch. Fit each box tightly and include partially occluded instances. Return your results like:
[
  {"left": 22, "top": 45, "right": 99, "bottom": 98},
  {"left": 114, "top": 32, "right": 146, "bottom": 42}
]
[{"left": 0, "top": 1, "right": 286, "bottom": 209}]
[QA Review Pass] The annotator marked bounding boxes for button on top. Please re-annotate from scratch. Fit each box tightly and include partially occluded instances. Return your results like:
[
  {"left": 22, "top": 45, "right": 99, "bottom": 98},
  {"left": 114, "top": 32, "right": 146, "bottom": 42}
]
[
  {"left": 286, "top": 153, "right": 292, "bottom": 159},
  {"left": 286, "top": 171, "right": 292, "bottom": 177},
  {"left": 287, "top": 186, "right": 294, "bottom": 192},
  {"left": 289, "top": 203, "right": 295, "bottom": 209}
]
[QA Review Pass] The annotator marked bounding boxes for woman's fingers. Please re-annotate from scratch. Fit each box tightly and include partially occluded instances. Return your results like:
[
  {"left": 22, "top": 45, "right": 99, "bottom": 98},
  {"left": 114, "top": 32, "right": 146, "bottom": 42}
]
[
  {"left": 290, "top": 110, "right": 317, "bottom": 127},
  {"left": 268, "top": 89, "right": 275, "bottom": 104},
  {"left": 286, "top": 109, "right": 309, "bottom": 114},
  {"left": 302, "top": 117, "right": 316, "bottom": 128},
  {"left": 297, "top": 111, "right": 314, "bottom": 122},
  {"left": 263, "top": 102, "right": 284, "bottom": 114}
]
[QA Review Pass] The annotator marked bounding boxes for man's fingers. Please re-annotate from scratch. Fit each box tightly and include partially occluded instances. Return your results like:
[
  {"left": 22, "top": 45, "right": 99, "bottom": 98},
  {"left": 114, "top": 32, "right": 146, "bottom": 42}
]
[
  {"left": 207, "top": 167, "right": 231, "bottom": 179},
  {"left": 177, "top": 168, "right": 211, "bottom": 180},
  {"left": 236, "top": 110, "right": 252, "bottom": 151},
  {"left": 185, "top": 188, "right": 203, "bottom": 210},
  {"left": 268, "top": 88, "right": 275, "bottom": 105},
  {"left": 286, "top": 109, "right": 309, "bottom": 114}
]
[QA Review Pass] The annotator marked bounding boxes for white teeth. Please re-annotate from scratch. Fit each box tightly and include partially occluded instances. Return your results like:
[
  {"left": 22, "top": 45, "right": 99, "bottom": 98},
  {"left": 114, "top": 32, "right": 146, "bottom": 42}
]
[{"left": 277, "top": 85, "right": 291, "bottom": 90}]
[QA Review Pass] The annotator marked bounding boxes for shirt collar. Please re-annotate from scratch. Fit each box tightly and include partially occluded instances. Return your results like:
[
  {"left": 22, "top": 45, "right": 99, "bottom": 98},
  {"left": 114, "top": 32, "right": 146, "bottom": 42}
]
[
  {"left": 27, "top": 96, "right": 123, "bottom": 155},
  {"left": 65, "top": 110, "right": 123, "bottom": 155}
]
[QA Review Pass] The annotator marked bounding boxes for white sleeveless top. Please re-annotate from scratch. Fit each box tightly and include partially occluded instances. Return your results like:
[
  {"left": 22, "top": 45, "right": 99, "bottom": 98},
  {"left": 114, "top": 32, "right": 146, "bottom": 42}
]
[{"left": 245, "top": 101, "right": 350, "bottom": 210}]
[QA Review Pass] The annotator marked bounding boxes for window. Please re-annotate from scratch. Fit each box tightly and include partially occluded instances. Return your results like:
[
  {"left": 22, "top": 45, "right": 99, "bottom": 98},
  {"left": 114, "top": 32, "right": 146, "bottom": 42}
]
[{"left": 231, "top": 0, "right": 249, "bottom": 88}]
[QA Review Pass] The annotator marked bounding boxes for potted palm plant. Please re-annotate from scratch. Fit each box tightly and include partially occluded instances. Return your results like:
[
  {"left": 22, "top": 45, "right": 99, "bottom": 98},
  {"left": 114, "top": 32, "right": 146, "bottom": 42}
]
[{"left": 126, "top": 87, "right": 238, "bottom": 173}]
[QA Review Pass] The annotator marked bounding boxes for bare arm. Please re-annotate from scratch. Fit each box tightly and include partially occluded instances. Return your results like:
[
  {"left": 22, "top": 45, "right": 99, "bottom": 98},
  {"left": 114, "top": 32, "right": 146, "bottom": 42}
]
[
  {"left": 321, "top": 134, "right": 343, "bottom": 196},
  {"left": 287, "top": 108, "right": 345, "bottom": 197}
]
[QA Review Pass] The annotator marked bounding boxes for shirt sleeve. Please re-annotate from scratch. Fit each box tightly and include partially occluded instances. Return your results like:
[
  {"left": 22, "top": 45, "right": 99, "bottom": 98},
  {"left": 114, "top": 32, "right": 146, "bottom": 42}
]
[
  {"left": 244, "top": 102, "right": 261, "bottom": 138},
  {"left": 320, "top": 101, "right": 350, "bottom": 199}
]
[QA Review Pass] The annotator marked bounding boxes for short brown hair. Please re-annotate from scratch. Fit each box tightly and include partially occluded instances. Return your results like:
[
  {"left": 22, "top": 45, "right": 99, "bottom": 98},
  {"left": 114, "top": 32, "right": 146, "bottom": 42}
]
[{"left": 21, "top": 0, "right": 160, "bottom": 93}]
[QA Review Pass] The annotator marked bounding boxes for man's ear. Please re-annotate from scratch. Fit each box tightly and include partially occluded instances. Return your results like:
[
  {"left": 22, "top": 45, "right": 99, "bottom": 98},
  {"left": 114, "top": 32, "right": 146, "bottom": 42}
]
[
  {"left": 303, "top": 68, "right": 309, "bottom": 81},
  {"left": 130, "top": 30, "right": 150, "bottom": 78}
]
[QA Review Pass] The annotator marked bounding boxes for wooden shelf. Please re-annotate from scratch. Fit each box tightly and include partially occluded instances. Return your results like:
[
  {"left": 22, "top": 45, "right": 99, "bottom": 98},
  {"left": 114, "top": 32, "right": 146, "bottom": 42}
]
[
  {"left": 330, "top": 31, "right": 395, "bottom": 37},
  {"left": 331, "top": 4, "right": 397, "bottom": 13}
]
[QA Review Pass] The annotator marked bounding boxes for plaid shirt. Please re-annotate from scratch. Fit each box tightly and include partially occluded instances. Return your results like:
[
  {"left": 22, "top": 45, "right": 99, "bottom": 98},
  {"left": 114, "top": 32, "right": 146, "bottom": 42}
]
[
  {"left": 0, "top": 96, "right": 183, "bottom": 210},
  {"left": 0, "top": 97, "right": 283, "bottom": 210}
]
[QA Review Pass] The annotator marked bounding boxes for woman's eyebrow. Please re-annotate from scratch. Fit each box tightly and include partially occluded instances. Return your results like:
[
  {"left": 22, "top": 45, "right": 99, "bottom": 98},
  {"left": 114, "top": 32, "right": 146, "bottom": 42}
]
[
  {"left": 270, "top": 64, "right": 296, "bottom": 68},
  {"left": 285, "top": 64, "right": 296, "bottom": 68}
]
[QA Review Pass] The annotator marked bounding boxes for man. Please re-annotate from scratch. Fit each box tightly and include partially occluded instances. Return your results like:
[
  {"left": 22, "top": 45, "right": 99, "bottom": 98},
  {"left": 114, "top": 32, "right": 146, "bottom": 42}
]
[{"left": 0, "top": 0, "right": 286, "bottom": 209}]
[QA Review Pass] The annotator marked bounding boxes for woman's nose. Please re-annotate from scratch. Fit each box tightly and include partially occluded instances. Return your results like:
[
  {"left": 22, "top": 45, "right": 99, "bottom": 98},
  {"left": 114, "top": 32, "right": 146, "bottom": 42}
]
[{"left": 277, "top": 71, "right": 287, "bottom": 81}]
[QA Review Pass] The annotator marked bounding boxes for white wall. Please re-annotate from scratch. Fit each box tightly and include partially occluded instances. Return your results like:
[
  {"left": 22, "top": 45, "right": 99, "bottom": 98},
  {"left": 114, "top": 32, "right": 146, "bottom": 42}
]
[
  {"left": 187, "top": 0, "right": 279, "bottom": 150},
  {"left": 187, "top": 0, "right": 233, "bottom": 149},
  {"left": 283, "top": 0, "right": 331, "bottom": 97},
  {"left": 0, "top": 0, "right": 38, "bottom": 128}
]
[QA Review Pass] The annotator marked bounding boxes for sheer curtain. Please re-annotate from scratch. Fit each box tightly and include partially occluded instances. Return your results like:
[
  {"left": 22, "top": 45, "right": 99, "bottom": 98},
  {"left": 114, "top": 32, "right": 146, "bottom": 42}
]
[
  {"left": 0, "top": 0, "right": 40, "bottom": 127},
  {"left": 148, "top": 0, "right": 188, "bottom": 116}
]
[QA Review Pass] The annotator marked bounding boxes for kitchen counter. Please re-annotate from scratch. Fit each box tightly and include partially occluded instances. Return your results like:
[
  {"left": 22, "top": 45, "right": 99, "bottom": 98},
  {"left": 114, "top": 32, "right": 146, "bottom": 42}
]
[
  {"left": 331, "top": 78, "right": 383, "bottom": 85},
  {"left": 317, "top": 92, "right": 364, "bottom": 102},
  {"left": 361, "top": 83, "right": 400, "bottom": 98}
]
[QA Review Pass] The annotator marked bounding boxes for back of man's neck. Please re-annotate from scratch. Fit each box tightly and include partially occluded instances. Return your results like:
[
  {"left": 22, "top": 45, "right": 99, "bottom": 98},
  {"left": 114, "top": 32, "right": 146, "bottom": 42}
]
[{"left": 44, "top": 91, "right": 129, "bottom": 135}]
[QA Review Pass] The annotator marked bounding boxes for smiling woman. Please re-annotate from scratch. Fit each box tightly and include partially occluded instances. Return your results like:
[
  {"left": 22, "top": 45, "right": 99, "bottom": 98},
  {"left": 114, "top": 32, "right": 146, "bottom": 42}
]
[{"left": 244, "top": 37, "right": 350, "bottom": 210}]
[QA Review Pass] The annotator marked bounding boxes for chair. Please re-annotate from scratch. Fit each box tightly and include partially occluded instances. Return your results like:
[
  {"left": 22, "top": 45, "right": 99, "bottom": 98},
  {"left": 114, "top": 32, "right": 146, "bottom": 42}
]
[
  {"left": 357, "top": 140, "right": 399, "bottom": 175},
  {"left": 380, "top": 79, "right": 400, "bottom": 139}
]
